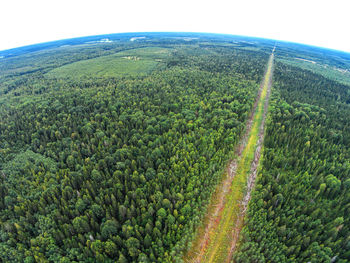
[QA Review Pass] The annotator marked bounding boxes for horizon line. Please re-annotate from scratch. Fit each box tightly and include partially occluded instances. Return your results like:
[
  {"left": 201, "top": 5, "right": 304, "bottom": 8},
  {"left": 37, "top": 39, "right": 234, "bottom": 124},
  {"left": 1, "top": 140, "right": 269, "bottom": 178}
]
[{"left": 0, "top": 31, "right": 349, "bottom": 56}]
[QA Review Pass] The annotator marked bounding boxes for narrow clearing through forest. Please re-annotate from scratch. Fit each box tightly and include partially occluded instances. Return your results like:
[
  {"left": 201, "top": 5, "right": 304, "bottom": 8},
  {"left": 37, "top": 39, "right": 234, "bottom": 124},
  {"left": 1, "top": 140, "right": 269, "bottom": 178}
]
[{"left": 184, "top": 48, "right": 275, "bottom": 263}]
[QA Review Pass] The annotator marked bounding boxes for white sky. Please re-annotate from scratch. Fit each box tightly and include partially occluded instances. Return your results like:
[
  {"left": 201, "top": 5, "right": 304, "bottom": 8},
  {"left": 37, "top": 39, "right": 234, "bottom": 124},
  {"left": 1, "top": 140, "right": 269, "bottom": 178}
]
[{"left": 1, "top": 0, "right": 350, "bottom": 53}]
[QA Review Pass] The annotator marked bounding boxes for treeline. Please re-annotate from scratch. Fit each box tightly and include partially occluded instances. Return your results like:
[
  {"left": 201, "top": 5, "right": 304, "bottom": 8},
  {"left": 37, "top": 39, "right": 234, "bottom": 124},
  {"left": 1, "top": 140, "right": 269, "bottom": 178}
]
[
  {"left": 234, "top": 62, "right": 350, "bottom": 262},
  {"left": 0, "top": 42, "right": 268, "bottom": 262},
  {"left": 0, "top": 42, "right": 144, "bottom": 96},
  {"left": 168, "top": 46, "right": 266, "bottom": 83}
]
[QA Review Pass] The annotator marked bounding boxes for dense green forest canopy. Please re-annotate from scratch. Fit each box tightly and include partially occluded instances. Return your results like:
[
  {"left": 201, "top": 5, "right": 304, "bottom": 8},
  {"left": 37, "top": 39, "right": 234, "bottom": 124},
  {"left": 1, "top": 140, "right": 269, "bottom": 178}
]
[
  {"left": 0, "top": 34, "right": 270, "bottom": 262},
  {"left": 0, "top": 33, "right": 349, "bottom": 262},
  {"left": 235, "top": 61, "right": 350, "bottom": 262}
]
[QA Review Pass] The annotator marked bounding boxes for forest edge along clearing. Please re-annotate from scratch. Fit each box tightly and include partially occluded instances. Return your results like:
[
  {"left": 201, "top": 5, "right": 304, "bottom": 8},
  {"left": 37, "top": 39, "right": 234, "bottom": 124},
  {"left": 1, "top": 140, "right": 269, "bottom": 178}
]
[{"left": 184, "top": 47, "right": 274, "bottom": 263}]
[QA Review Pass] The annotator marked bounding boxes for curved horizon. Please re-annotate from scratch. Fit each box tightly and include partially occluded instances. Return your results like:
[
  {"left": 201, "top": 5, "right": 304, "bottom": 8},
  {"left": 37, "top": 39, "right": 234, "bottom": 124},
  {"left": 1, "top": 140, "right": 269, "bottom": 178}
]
[
  {"left": 1, "top": 0, "right": 349, "bottom": 55},
  {"left": 1, "top": 31, "right": 349, "bottom": 55}
]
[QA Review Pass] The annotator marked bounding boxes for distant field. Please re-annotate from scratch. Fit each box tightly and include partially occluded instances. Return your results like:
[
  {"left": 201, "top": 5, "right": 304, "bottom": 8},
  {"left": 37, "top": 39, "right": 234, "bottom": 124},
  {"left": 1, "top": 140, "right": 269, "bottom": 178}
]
[
  {"left": 277, "top": 57, "right": 350, "bottom": 85},
  {"left": 277, "top": 57, "right": 350, "bottom": 86},
  {"left": 45, "top": 47, "right": 172, "bottom": 78}
]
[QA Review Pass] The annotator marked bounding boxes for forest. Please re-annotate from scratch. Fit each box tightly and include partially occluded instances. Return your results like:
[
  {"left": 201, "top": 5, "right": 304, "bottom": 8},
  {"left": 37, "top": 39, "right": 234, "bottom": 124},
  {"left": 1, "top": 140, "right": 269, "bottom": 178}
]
[
  {"left": 0, "top": 35, "right": 269, "bottom": 262},
  {"left": 234, "top": 61, "right": 350, "bottom": 262},
  {"left": 0, "top": 33, "right": 349, "bottom": 262}
]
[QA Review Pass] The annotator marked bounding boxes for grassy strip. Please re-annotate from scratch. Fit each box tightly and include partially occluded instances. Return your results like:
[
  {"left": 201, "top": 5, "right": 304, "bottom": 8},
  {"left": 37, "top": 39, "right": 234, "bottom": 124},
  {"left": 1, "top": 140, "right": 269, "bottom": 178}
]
[{"left": 202, "top": 54, "right": 273, "bottom": 263}]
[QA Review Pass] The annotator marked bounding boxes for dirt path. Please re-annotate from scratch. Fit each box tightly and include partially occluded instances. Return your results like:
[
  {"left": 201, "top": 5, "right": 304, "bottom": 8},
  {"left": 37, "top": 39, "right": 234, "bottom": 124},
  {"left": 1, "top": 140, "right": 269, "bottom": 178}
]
[
  {"left": 184, "top": 49, "right": 274, "bottom": 263},
  {"left": 226, "top": 51, "right": 274, "bottom": 263}
]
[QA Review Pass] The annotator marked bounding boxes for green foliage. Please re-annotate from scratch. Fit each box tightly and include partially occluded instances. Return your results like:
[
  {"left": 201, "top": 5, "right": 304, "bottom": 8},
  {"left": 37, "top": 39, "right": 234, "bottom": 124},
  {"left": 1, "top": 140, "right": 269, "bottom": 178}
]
[
  {"left": 72, "top": 216, "right": 90, "bottom": 234},
  {"left": 6, "top": 34, "right": 348, "bottom": 262},
  {"left": 101, "top": 220, "right": 118, "bottom": 240},
  {"left": 0, "top": 35, "right": 268, "bottom": 262},
  {"left": 126, "top": 237, "right": 140, "bottom": 258},
  {"left": 157, "top": 208, "right": 167, "bottom": 219},
  {"left": 2, "top": 149, "right": 56, "bottom": 175},
  {"left": 235, "top": 61, "right": 350, "bottom": 262},
  {"left": 277, "top": 57, "right": 350, "bottom": 86}
]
